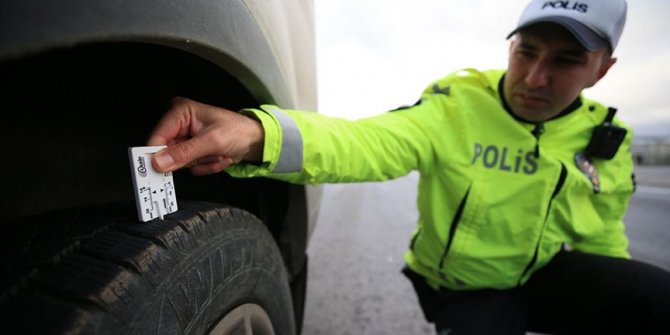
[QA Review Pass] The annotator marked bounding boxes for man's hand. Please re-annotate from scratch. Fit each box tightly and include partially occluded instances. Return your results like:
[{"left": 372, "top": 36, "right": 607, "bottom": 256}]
[{"left": 148, "top": 97, "right": 264, "bottom": 175}]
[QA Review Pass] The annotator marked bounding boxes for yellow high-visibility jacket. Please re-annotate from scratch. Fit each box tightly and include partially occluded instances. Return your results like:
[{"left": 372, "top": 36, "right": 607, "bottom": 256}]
[{"left": 228, "top": 68, "right": 635, "bottom": 290}]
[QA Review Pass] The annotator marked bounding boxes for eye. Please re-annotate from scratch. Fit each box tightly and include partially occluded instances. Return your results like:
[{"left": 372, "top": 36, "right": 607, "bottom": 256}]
[
  {"left": 516, "top": 48, "right": 536, "bottom": 59},
  {"left": 554, "top": 57, "right": 584, "bottom": 66}
]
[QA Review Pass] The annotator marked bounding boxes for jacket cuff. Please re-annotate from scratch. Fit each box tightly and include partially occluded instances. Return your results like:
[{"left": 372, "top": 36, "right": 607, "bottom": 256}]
[
  {"left": 259, "top": 105, "right": 304, "bottom": 173},
  {"left": 226, "top": 105, "right": 303, "bottom": 177}
]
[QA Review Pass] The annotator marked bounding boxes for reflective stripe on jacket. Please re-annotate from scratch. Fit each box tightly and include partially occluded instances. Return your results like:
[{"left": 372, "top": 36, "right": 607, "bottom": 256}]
[{"left": 228, "top": 68, "right": 634, "bottom": 290}]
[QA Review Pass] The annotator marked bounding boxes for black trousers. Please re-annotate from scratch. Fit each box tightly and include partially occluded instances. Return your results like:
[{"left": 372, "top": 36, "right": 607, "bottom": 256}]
[{"left": 403, "top": 250, "right": 670, "bottom": 335}]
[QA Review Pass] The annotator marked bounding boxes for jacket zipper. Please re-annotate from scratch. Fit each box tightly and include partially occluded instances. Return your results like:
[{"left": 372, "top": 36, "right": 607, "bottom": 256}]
[
  {"left": 438, "top": 186, "right": 472, "bottom": 270},
  {"left": 518, "top": 163, "right": 567, "bottom": 284},
  {"left": 531, "top": 122, "right": 545, "bottom": 158}
]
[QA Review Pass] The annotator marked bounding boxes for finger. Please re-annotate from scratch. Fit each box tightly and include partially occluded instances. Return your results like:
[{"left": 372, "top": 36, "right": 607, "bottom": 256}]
[
  {"left": 196, "top": 155, "right": 225, "bottom": 165},
  {"left": 151, "top": 131, "right": 228, "bottom": 172},
  {"left": 147, "top": 97, "right": 194, "bottom": 146},
  {"left": 189, "top": 157, "right": 236, "bottom": 176}
]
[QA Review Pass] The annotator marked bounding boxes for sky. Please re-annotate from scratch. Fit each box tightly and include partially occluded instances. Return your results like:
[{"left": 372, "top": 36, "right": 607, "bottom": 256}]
[{"left": 313, "top": 0, "right": 670, "bottom": 137}]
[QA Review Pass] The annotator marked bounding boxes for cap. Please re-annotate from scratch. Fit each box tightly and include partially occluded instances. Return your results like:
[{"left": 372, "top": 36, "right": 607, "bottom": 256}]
[{"left": 507, "top": 0, "right": 627, "bottom": 51}]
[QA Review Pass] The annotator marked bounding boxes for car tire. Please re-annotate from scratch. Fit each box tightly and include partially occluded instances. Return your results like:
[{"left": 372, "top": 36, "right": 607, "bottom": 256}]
[{"left": 0, "top": 201, "right": 296, "bottom": 335}]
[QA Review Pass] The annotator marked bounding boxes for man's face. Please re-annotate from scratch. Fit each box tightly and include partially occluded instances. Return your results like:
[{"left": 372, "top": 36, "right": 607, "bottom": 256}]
[{"left": 504, "top": 23, "right": 615, "bottom": 122}]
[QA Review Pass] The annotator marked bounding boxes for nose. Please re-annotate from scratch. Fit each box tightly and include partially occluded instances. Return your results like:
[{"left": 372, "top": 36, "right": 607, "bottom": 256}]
[{"left": 525, "top": 61, "right": 550, "bottom": 88}]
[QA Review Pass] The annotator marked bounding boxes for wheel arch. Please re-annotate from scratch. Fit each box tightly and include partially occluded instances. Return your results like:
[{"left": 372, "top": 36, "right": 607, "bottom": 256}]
[
  {"left": 0, "top": 0, "right": 300, "bottom": 108},
  {"left": 0, "top": 0, "right": 317, "bottom": 290}
]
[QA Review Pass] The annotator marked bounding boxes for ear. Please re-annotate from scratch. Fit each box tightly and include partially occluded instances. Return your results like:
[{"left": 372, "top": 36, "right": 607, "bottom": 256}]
[
  {"left": 508, "top": 36, "right": 518, "bottom": 52},
  {"left": 591, "top": 56, "right": 617, "bottom": 87}
]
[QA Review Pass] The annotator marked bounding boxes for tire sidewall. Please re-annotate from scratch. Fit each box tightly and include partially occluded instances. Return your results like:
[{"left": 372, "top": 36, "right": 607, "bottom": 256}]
[{"left": 95, "top": 207, "right": 296, "bottom": 335}]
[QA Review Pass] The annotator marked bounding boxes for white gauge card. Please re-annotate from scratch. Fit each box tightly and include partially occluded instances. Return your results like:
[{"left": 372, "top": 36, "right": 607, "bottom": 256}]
[{"left": 128, "top": 146, "right": 178, "bottom": 222}]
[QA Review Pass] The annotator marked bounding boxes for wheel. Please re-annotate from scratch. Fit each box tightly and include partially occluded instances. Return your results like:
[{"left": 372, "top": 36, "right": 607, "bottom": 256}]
[{"left": 0, "top": 201, "right": 296, "bottom": 335}]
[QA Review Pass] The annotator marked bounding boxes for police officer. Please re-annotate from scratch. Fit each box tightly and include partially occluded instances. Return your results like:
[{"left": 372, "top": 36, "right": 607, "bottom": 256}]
[{"left": 148, "top": 0, "right": 670, "bottom": 333}]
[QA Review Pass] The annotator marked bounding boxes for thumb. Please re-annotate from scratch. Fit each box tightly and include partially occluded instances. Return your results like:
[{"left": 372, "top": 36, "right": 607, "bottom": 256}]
[
  {"left": 151, "top": 140, "right": 200, "bottom": 172},
  {"left": 151, "top": 149, "right": 177, "bottom": 172}
]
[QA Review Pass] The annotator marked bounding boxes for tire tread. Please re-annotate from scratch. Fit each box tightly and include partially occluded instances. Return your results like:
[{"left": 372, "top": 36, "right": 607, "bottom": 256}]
[{"left": 0, "top": 201, "right": 295, "bottom": 334}]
